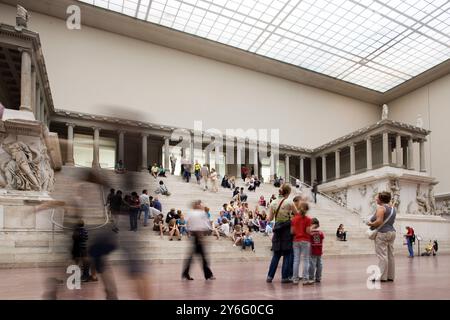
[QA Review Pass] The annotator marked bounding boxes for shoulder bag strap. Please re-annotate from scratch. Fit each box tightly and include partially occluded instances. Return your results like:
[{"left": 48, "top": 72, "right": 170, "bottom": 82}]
[
  {"left": 274, "top": 198, "right": 287, "bottom": 220},
  {"left": 376, "top": 207, "right": 395, "bottom": 231}
]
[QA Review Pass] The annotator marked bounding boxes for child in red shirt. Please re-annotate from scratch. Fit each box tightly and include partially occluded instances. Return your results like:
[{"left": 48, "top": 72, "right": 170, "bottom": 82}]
[
  {"left": 309, "top": 217, "right": 324, "bottom": 283},
  {"left": 291, "top": 200, "right": 313, "bottom": 285}
]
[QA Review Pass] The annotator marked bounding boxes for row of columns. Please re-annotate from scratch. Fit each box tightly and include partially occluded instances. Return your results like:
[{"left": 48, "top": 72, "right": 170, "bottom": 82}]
[
  {"left": 316, "top": 132, "right": 426, "bottom": 183},
  {"left": 64, "top": 125, "right": 427, "bottom": 179}
]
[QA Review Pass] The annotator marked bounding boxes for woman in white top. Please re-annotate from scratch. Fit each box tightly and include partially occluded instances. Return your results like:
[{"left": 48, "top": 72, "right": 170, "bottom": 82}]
[{"left": 210, "top": 168, "right": 218, "bottom": 193}]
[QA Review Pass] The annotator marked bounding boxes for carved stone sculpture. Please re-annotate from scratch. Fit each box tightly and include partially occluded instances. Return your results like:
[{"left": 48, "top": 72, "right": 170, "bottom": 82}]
[
  {"left": 0, "top": 140, "right": 55, "bottom": 192},
  {"left": 428, "top": 185, "right": 436, "bottom": 215},
  {"left": 39, "top": 146, "right": 55, "bottom": 192},
  {"left": 416, "top": 184, "right": 429, "bottom": 214},
  {"left": 1, "top": 141, "right": 41, "bottom": 191},
  {"left": 381, "top": 104, "right": 389, "bottom": 120},
  {"left": 15, "top": 5, "right": 29, "bottom": 31},
  {"left": 330, "top": 189, "right": 347, "bottom": 207},
  {"left": 358, "top": 185, "right": 367, "bottom": 197},
  {"left": 416, "top": 114, "right": 424, "bottom": 128},
  {"left": 389, "top": 179, "right": 401, "bottom": 210}
]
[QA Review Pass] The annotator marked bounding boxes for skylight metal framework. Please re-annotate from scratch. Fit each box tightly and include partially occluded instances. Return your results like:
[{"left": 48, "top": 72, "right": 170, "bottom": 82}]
[{"left": 78, "top": 0, "right": 450, "bottom": 93}]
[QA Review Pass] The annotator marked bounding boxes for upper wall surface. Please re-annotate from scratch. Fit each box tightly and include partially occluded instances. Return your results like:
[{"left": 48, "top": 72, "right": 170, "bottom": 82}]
[
  {"left": 388, "top": 74, "right": 450, "bottom": 194},
  {"left": 0, "top": 3, "right": 380, "bottom": 148}
]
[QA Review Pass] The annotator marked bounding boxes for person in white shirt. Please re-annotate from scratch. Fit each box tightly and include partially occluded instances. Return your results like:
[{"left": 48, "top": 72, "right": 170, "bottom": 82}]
[
  {"left": 182, "top": 200, "right": 215, "bottom": 281},
  {"left": 200, "top": 164, "right": 209, "bottom": 191},
  {"left": 218, "top": 218, "right": 230, "bottom": 237},
  {"left": 139, "top": 190, "right": 150, "bottom": 227},
  {"left": 209, "top": 168, "right": 218, "bottom": 193}
]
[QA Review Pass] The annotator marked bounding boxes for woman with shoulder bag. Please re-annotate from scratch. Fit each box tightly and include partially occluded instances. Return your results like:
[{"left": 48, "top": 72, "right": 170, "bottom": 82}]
[
  {"left": 366, "top": 191, "right": 396, "bottom": 282},
  {"left": 266, "top": 184, "right": 298, "bottom": 283}
]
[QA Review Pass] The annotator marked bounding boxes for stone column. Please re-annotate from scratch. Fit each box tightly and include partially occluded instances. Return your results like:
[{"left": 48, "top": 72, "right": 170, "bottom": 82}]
[
  {"left": 270, "top": 152, "right": 276, "bottom": 181},
  {"left": 214, "top": 144, "right": 220, "bottom": 173},
  {"left": 366, "top": 136, "right": 372, "bottom": 170},
  {"left": 299, "top": 156, "right": 305, "bottom": 182},
  {"left": 190, "top": 139, "right": 194, "bottom": 165},
  {"left": 285, "top": 154, "right": 290, "bottom": 182},
  {"left": 205, "top": 149, "right": 210, "bottom": 167},
  {"left": 118, "top": 130, "right": 125, "bottom": 164},
  {"left": 383, "top": 132, "right": 389, "bottom": 166},
  {"left": 164, "top": 137, "right": 170, "bottom": 170},
  {"left": 407, "top": 137, "right": 414, "bottom": 170},
  {"left": 19, "top": 50, "right": 32, "bottom": 112},
  {"left": 420, "top": 139, "right": 426, "bottom": 172},
  {"left": 92, "top": 127, "right": 101, "bottom": 169},
  {"left": 31, "top": 67, "right": 36, "bottom": 114},
  {"left": 350, "top": 143, "right": 356, "bottom": 175},
  {"left": 40, "top": 100, "right": 45, "bottom": 123},
  {"left": 65, "top": 123, "right": 75, "bottom": 166},
  {"left": 396, "top": 134, "right": 402, "bottom": 167},
  {"left": 252, "top": 145, "right": 259, "bottom": 178},
  {"left": 141, "top": 133, "right": 148, "bottom": 171},
  {"left": 321, "top": 154, "right": 327, "bottom": 183},
  {"left": 35, "top": 85, "right": 41, "bottom": 121},
  {"left": 335, "top": 149, "right": 341, "bottom": 179},
  {"left": 311, "top": 157, "right": 317, "bottom": 183},
  {"left": 236, "top": 142, "right": 242, "bottom": 178}
]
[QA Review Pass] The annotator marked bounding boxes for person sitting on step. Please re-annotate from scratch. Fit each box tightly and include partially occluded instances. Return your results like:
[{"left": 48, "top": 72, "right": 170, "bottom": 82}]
[
  {"left": 336, "top": 224, "right": 347, "bottom": 241},
  {"left": 241, "top": 230, "right": 255, "bottom": 252},
  {"left": 155, "top": 180, "right": 171, "bottom": 196}
]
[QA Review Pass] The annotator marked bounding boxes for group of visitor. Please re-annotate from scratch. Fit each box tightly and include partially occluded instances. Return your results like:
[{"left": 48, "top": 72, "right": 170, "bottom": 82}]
[
  {"left": 105, "top": 188, "right": 163, "bottom": 232},
  {"left": 149, "top": 163, "right": 167, "bottom": 178},
  {"left": 266, "top": 184, "right": 324, "bottom": 286}
]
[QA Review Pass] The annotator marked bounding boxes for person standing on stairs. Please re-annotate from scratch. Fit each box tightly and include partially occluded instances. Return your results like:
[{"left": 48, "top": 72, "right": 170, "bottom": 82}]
[
  {"left": 194, "top": 160, "right": 202, "bottom": 184},
  {"left": 182, "top": 200, "right": 215, "bottom": 281},
  {"left": 139, "top": 190, "right": 150, "bottom": 227},
  {"left": 170, "top": 154, "right": 177, "bottom": 175},
  {"left": 312, "top": 180, "right": 318, "bottom": 204},
  {"left": 105, "top": 188, "right": 115, "bottom": 219},
  {"left": 128, "top": 192, "right": 140, "bottom": 232},
  {"left": 201, "top": 163, "right": 209, "bottom": 191}
]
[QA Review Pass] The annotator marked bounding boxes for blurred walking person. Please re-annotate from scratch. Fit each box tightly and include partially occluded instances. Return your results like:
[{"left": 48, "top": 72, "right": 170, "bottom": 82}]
[
  {"left": 88, "top": 228, "right": 119, "bottom": 299},
  {"left": 182, "top": 200, "right": 215, "bottom": 281}
]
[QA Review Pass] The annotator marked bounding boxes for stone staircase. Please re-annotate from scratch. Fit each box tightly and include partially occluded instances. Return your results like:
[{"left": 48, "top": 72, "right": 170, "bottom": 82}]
[{"left": 1, "top": 167, "right": 449, "bottom": 268}]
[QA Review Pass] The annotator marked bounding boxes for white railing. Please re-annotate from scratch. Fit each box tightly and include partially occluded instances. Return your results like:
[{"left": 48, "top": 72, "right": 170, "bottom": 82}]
[
  {"left": 49, "top": 183, "right": 110, "bottom": 233},
  {"left": 289, "top": 175, "right": 360, "bottom": 216}
]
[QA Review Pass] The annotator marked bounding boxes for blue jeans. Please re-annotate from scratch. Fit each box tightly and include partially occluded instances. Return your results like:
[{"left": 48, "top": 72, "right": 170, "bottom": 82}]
[
  {"left": 141, "top": 204, "right": 149, "bottom": 226},
  {"left": 267, "top": 250, "right": 292, "bottom": 280},
  {"left": 407, "top": 238, "right": 414, "bottom": 257},
  {"left": 293, "top": 241, "right": 311, "bottom": 281},
  {"left": 309, "top": 255, "right": 322, "bottom": 281}
]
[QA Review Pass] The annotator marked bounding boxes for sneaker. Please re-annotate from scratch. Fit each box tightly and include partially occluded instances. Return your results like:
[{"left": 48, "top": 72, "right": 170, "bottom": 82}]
[
  {"left": 303, "top": 280, "right": 314, "bottom": 286},
  {"left": 292, "top": 279, "right": 300, "bottom": 285},
  {"left": 169, "top": 238, "right": 173, "bottom": 241},
  {"left": 281, "top": 278, "right": 291, "bottom": 284},
  {"left": 266, "top": 277, "right": 273, "bottom": 283},
  {"left": 315, "top": 279, "right": 321, "bottom": 283}
]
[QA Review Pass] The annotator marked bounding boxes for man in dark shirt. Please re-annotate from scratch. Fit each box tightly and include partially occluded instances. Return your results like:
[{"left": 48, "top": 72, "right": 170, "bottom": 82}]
[
  {"left": 110, "top": 190, "right": 123, "bottom": 232},
  {"left": 166, "top": 208, "right": 180, "bottom": 224},
  {"left": 312, "top": 180, "right": 318, "bottom": 204}
]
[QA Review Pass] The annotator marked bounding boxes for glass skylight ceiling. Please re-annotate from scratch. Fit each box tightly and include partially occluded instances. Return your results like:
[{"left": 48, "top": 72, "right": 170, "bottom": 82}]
[{"left": 79, "top": 0, "right": 450, "bottom": 92}]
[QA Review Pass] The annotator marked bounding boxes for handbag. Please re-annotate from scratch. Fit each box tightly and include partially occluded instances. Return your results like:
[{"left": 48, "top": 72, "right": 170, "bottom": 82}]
[{"left": 366, "top": 207, "right": 395, "bottom": 240}]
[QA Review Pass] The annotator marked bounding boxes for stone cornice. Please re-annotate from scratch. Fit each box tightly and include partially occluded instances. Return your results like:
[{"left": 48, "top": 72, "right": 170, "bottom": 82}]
[
  {"left": 0, "top": 23, "right": 55, "bottom": 114},
  {"left": 313, "top": 119, "right": 430, "bottom": 154}
]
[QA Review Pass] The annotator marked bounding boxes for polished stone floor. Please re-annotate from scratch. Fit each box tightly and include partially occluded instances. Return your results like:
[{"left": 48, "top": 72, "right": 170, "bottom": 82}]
[{"left": 0, "top": 254, "right": 449, "bottom": 300}]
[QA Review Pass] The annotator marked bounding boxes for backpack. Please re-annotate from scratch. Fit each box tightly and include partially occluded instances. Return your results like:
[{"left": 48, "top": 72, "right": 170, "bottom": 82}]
[{"left": 410, "top": 228, "right": 416, "bottom": 243}]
